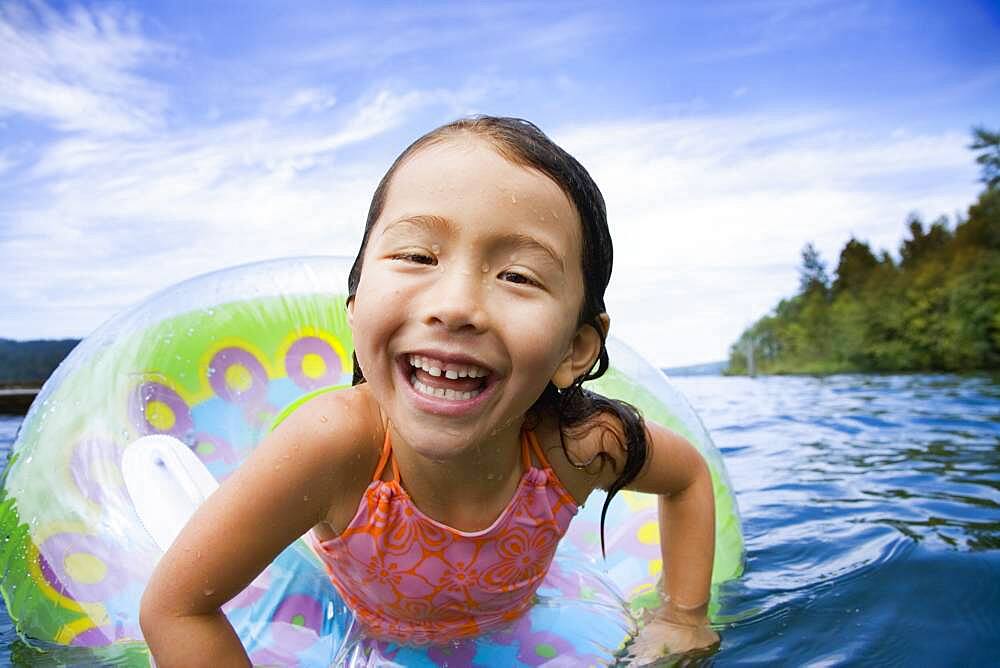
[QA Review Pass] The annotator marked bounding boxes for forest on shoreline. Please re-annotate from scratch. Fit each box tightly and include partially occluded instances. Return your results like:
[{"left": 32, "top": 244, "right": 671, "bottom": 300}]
[
  {"left": 0, "top": 339, "right": 79, "bottom": 385},
  {"left": 727, "top": 127, "right": 1000, "bottom": 375}
]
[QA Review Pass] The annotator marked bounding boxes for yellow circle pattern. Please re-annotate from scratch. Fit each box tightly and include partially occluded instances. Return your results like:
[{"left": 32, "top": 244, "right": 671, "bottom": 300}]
[
  {"left": 225, "top": 363, "right": 253, "bottom": 392},
  {"left": 64, "top": 552, "right": 107, "bottom": 585},
  {"left": 145, "top": 400, "right": 176, "bottom": 431},
  {"left": 301, "top": 353, "right": 327, "bottom": 379}
]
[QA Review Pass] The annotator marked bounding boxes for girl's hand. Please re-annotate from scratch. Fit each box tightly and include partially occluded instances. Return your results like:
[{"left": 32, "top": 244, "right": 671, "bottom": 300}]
[{"left": 624, "top": 609, "right": 719, "bottom": 666}]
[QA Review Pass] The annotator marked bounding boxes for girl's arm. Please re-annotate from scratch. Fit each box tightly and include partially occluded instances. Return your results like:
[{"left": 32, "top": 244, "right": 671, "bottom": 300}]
[
  {"left": 139, "top": 389, "right": 379, "bottom": 667},
  {"left": 619, "top": 420, "right": 719, "bottom": 660}
]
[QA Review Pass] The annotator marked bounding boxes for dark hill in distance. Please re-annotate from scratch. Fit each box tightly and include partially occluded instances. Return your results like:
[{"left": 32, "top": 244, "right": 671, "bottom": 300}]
[
  {"left": 0, "top": 338, "right": 80, "bottom": 385},
  {"left": 663, "top": 360, "right": 727, "bottom": 376}
]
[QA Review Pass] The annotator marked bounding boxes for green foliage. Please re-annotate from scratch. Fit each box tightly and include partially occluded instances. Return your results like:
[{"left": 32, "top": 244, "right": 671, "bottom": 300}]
[
  {"left": 832, "top": 237, "right": 879, "bottom": 296},
  {"left": 728, "top": 128, "right": 1000, "bottom": 374},
  {"left": 798, "top": 242, "right": 830, "bottom": 296},
  {"left": 900, "top": 214, "right": 952, "bottom": 269},
  {"left": 970, "top": 126, "right": 1000, "bottom": 191}
]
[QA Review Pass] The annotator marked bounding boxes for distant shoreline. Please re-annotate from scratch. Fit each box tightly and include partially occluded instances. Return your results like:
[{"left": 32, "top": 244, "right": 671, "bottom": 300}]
[{"left": 0, "top": 386, "right": 40, "bottom": 415}]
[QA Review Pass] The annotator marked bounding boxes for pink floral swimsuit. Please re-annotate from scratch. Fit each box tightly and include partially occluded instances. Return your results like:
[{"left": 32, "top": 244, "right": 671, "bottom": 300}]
[{"left": 308, "top": 427, "right": 579, "bottom": 645}]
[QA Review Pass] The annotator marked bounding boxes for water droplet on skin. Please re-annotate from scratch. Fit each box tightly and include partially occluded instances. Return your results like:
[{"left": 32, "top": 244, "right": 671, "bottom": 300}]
[
  {"left": 320, "top": 415, "right": 328, "bottom": 423},
  {"left": 303, "top": 495, "right": 310, "bottom": 502},
  {"left": 203, "top": 588, "right": 215, "bottom": 596},
  {"left": 510, "top": 194, "right": 517, "bottom": 204},
  {"left": 431, "top": 244, "right": 440, "bottom": 254},
  {"left": 481, "top": 263, "right": 490, "bottom": 273}
]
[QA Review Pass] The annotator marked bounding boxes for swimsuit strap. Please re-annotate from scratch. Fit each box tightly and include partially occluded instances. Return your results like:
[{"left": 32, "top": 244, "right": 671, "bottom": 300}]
[
  {"left": 523, "top": 428, "right": 554, "bottom": 470},
  {"left": 371, "top": 428, "right": 394, "bottom": 482},
  {"left": 520, "top": 428, "right": 532, "bottom": 473}
]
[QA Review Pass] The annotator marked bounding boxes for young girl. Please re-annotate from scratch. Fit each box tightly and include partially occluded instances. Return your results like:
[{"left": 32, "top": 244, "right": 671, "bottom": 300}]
[{"left": 140, "top": 116, "right": 719, "bottom": 665}]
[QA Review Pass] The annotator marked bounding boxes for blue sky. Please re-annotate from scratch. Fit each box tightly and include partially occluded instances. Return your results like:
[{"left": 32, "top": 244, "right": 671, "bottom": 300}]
[{"left": 1, "top": 1, "right": 998, "bottom": 366}]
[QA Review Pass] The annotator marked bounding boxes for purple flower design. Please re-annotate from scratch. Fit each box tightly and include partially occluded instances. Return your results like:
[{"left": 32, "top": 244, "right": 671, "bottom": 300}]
[{"left": 285, "top": 336, "right": 342, "bottom": 390}]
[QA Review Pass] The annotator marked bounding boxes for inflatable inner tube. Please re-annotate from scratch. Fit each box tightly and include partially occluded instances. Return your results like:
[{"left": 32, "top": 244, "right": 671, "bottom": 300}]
[{"left": 0, "top": 257, "right": 743, "bottom": 666}]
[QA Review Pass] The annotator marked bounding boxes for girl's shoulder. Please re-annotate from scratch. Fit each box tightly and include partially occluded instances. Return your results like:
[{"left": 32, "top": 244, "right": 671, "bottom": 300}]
[
  {"left": 269, "top": 384, "right": 385, "bottom": 482},
  {"left": 269, "top": 384, "right": 387, "bottom": 536},
  {"left": 531, "top": 409, "right": 629, "bottom": 505}
]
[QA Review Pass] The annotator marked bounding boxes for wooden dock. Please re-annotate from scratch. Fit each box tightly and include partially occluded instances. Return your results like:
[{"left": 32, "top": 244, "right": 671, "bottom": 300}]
[{"left": 0, "top": 388, "right": 39, "bottom": 415}]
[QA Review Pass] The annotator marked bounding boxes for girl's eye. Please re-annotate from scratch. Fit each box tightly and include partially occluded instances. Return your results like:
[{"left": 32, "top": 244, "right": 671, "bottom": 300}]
[
  {"left": 499, "top": 270, "right": 539, "bottom": 287},
  {"left": 394, "top": 252, "right": 435, "bottom": 265}
]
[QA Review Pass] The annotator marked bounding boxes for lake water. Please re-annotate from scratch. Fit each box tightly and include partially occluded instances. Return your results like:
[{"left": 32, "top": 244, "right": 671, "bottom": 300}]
[{"left": 1, "top": 373, "right": 998, "bottom": 666}]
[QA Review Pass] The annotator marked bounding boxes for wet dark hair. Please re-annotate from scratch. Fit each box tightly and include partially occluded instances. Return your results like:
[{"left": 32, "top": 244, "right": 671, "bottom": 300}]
[{"left": 347, "top": 115, "right": 648, "bottom": 556}]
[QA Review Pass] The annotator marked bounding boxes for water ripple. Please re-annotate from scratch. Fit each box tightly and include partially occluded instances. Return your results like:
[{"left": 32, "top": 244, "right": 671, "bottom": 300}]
[
  {"left": 3, "top": 374, "right": 1000, "bottom": 665},
  {"left": 672, "top": 373, "right": 1000, "bottom": 665}
]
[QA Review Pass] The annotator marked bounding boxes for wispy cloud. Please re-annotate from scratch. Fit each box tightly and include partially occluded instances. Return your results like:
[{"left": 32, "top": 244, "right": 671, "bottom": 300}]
[
  {"left": 689, "top": 0, "right": 877, "bottom": 63},
  {"left": 0, "top": 79, "right": 491, "bottom": 340},
  {"left": 0, "top": 150, "right": 15, "bottom": 176},
  {"left": 283, "top": 2, "right": 612, "bottom": 70},
  {"left": 0, "top": 2, "right": 169, "bottom": 135},
  {"left": 1, "top": 0, "right": 994, "bottom": 367},
  {"left": 557, "top": 114, "right": 980, "bottom": 363}
]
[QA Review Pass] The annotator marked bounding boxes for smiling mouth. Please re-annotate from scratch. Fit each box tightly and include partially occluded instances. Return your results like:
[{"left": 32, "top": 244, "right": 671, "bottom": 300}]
[{"left": 406, "top": 354, "right": 491, "bottom": 401}]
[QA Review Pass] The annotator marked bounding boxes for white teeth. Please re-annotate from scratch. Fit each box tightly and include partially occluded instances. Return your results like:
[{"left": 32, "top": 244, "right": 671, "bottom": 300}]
[
  {"left": 410, "top": 374, "right": 481, "bottom": 402},
  {"left": 408, "top": 354, "right": 488, "bottom": 379}
]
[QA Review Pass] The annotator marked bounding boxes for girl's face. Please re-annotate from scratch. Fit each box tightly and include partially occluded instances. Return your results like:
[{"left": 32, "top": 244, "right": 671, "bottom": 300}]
[{"left": 349, "top": 135, "right": 598, "bottom": 459}]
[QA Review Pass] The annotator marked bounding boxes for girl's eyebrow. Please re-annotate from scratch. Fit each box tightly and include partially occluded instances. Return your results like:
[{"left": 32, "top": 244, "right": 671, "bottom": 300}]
[
  {"left": 380, "top": 214, "right": 564, "bottom": 272},
  {"left": 379, "top": 214, "right": 454, "bottom": 238}
]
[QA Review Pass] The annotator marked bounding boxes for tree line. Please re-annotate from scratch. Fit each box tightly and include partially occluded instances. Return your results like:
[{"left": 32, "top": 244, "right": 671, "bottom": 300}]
[
  {"left": 728, "top": 127, "right": 1000, "bottom": 375},
  {"left": 0, "top": 339, "right": 80, "bottom": 385}
]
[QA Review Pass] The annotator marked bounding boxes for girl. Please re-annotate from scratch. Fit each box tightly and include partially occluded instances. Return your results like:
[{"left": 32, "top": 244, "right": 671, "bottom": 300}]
[{"left": 140, "top": 116, "right": 719, "bottom": 665}]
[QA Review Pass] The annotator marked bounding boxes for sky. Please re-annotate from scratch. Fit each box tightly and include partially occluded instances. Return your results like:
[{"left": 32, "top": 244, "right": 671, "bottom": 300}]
[{"left": 1, "top": 1, "right": 998, "bottom": 367}]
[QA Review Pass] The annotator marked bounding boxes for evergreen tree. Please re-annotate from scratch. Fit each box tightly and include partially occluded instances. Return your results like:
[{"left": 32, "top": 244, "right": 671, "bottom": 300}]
[
  {"left": 726, "top": 126, "right": 1000, "bottom": 375},
  {"left": 832, "top": 237, "right": 879, "bottom": 295},
  {"left": 798, "top": 242, "right": 829, "bottom": 296},
  {"left": 900, "top": 214, "right": 952, "bottom": 269},
  {"left": 970, "top": 126, "right": 1000, "bottom": 191}
]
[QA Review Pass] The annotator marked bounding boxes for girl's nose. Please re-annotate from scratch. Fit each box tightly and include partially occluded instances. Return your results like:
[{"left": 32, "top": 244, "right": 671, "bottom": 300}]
[{"left": 424, "top": 266, "right": 488, "bottom": 332}]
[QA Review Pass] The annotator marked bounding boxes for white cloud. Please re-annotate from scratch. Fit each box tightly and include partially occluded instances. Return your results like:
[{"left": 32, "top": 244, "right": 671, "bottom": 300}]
[
  {"left": 0, "top": 82, "right": 484, "bottom": 342},
  {"left": 2, "top": 105, "right": 983, "bottom": 367},
  {"left": 0, "top": 2, "right": 169, "bottom": 135},
  {"left": 0, "top": 3, "right": 987, "bottom": 370},
  {"left": 0, "top": 150, "right": 14, "bottom": 175},
  {"left": 281, "top": 2, "right": 612, "bottom": 74},
  {"left": 556, "top": 115, "right": 981, "bottom": 365}
]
